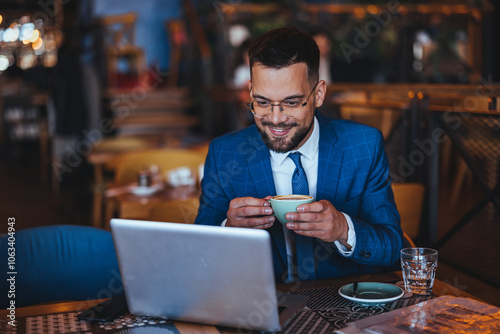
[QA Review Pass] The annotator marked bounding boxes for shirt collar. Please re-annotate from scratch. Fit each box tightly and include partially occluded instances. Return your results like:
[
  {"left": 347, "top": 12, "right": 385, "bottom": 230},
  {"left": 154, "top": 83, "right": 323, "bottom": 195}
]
[{"left": 270, "top": 116, "right": 320, "bottom": 165}]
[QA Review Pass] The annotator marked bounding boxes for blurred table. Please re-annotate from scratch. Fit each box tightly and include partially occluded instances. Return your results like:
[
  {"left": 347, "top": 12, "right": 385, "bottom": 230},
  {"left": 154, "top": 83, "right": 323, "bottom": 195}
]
[
  {"left": 87, "top": 136, "right": 208, "bottom": 228},
  {"left": 0, "top": 272, "right": 481, "bottom": 334},
  {"left": 104, "top": 184, "right": 200, "bottom": 229}
]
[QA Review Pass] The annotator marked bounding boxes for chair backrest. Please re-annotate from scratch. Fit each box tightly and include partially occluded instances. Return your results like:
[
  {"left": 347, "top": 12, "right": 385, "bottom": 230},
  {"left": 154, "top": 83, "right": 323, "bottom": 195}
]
[
  {"left": 113, "top": 148, "right": 207, "bottom": 185},
  {"left": 100, "top": 12, "right": 138, "bottom": 49},
  {"left": 0, "top": 225, "right": 122, "bottom": 308},
  {"left": 392, "top": 182, "right": 425, "bottom": 241}
]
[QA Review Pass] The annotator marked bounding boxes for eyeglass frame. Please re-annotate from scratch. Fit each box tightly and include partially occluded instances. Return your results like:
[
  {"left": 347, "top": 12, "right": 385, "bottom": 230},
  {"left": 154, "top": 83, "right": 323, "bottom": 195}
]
[{"left": 247, "top": 81, "right": 319, "bottom": 118}]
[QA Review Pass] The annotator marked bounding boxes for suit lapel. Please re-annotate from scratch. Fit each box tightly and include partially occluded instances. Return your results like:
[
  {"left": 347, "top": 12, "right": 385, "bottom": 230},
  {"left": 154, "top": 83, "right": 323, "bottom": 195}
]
[
  {"left": 316, "top": 113, "right": 343, "bottom": 202},
  {"left": 246, "top": 137, "right": 275, "bottom": 198}
]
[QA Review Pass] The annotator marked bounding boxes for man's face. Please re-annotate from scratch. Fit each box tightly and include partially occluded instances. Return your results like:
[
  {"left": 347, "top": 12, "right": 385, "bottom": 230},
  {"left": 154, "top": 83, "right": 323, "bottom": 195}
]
[{"left": 249, "top": 63, "right": 326, "bottom": 153}]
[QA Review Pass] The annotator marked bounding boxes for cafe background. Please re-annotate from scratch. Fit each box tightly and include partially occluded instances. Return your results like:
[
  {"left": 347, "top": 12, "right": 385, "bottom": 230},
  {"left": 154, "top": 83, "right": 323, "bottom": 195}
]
[{"left": 0, "top": 0, "right": 499, "bottom": 306}]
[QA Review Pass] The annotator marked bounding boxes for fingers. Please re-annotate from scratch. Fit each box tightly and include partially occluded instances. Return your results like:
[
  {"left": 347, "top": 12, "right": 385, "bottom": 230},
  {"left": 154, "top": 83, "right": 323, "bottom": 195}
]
[
  {"left": 230, "top": 196, "right": 271, "bottom": 209},
  {"left": 285, "top": 200, "right": 346, "bottom": 242},
  {"left": 295, "top": 200, "right": 328, "bottom": 213},
  {"left": 227, "top": 196, "right": 275, "bottom": 229},
  {"left": 247, "top": 215, "right": 275, "bottom": 229}
]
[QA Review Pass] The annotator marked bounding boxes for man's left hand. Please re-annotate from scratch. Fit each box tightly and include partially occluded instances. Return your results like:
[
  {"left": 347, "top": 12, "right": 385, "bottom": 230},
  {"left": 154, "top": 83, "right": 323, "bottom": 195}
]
[{"left": 285, "top": 200, "right": 350, "bottom": 248}]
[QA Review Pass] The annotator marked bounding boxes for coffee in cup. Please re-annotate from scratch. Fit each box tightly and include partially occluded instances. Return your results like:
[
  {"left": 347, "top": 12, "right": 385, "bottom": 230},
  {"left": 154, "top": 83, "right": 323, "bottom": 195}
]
[{"left": 269, "top": 195, "right": 314, "bottom": 225}]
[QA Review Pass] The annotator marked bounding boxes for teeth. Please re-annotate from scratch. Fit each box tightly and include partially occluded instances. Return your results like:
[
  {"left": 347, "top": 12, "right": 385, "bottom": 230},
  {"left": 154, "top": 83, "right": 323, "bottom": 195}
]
[{"left": 273, "top": 128, "right": 285, "bottom": 132}]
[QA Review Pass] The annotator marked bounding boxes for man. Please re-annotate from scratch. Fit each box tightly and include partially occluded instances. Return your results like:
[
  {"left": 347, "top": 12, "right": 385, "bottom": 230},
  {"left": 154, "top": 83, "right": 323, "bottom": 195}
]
[{"left": 195, "top": 27, "right": 402, "bottom": 283}]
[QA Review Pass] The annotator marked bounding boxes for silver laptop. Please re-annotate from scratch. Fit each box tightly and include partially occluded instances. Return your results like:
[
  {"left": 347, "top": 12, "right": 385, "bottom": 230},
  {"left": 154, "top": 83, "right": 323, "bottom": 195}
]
[{"left": 110, "top": 218, "right": 309, "bottom": 332}]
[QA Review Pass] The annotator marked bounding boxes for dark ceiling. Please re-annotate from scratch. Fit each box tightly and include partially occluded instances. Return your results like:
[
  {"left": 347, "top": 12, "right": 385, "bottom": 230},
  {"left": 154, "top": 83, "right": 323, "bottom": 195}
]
[{"left": 1, "top": 0, "right": 53, "bottom": 10}]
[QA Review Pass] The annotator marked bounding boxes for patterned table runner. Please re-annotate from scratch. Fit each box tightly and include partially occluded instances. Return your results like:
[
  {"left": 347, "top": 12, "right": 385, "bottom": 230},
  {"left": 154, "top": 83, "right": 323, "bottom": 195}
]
[{"left": 1, "top": 281, "right": 434, "bottom": 333}]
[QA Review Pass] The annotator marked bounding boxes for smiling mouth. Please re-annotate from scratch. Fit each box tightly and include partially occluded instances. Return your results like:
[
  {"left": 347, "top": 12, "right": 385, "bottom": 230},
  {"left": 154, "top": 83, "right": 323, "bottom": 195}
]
[
  {"left": 263, "top": 121, "right": 297, "bottom": 137},
  {"left": 269, "top": 126, "right": 292, "bottom": 137}
]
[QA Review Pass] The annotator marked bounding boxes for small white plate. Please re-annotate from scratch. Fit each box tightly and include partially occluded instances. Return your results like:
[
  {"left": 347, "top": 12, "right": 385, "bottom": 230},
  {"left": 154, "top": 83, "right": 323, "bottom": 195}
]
[
  {"left": 339, "top": 282, "right": 404, "bottom": 305},
  {"left": 130, "top": 185, "right": 162, "bottom": 197}
]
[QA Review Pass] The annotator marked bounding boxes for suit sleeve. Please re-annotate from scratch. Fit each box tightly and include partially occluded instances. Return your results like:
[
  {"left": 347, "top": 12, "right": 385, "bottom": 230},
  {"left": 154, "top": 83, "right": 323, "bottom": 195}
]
[
  {"left": 347, "top": 131, "right": 403, "bottom": 267},
  {"left": 194, "top": 141, "right": 230, "bottom": 226}
]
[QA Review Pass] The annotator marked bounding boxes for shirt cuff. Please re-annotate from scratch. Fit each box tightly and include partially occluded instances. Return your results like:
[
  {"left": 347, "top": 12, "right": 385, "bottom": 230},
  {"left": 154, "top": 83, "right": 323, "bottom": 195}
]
[
  {"left": 334, "top": 213, "right": 356, "bottom": 256},
  {"left": 221, "top": 219, "right": 228, "bottom": 227}
]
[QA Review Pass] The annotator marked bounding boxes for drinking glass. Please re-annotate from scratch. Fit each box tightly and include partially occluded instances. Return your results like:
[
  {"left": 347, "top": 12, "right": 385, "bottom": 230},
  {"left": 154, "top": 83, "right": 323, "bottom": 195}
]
[{"left": 400, "top": 247, "right": 438, "bottom": 295}]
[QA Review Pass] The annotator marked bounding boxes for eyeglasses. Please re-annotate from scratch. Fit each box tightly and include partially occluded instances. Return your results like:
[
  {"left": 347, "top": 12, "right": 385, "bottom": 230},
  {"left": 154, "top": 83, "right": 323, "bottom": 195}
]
[{"left": 247, "top": 82, "right": 319, "bottom": 118}]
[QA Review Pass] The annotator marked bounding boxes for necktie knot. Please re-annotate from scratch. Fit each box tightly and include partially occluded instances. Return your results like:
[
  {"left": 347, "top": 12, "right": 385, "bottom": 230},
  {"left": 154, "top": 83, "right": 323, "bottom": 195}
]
[{"left": 288, "top": 152, "right": 302, "bottom": 168}]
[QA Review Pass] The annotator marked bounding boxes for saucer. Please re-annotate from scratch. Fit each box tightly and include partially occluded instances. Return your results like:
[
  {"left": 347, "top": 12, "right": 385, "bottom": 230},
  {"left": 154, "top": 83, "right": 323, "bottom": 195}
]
[
  {"left": 339, "top": 282, "right": 404, "bottom": 305},
  {"left": 130, "top": 185, "right": 162, "bottom": 196}
]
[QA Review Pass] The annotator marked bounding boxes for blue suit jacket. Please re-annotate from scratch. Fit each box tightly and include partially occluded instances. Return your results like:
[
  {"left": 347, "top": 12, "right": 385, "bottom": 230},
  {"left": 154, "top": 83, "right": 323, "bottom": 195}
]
[{"left": 195, "top": 112, "right": 403, "bottom": 282}]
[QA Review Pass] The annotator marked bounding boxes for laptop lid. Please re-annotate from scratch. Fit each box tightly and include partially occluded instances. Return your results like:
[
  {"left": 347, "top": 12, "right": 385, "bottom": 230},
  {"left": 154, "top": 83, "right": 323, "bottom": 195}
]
[{"left": 110, "top": 219, "right": 307, "bottom": 332}]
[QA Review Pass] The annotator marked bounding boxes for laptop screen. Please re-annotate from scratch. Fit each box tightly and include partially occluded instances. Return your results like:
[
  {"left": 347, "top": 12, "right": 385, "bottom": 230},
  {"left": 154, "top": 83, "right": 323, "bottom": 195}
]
[{"left": 110, "top": 219, "right": 283, "bottom": 331}]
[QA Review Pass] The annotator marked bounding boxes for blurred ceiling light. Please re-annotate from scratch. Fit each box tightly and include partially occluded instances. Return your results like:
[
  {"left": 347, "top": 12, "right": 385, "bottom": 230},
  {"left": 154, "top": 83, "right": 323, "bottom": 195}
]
[
  {"left": 29, "top": 29, "right": 40, "bottom": 43},
  {"left": 18, "top": 49, "right": 36, "bottom": 70},
  {"left": 32, "top": 37, "right": 43, "bottom": 50},
  {"left": 34, "top": 43, "right": 45, "bottom": 55},
  {"left": 0, "top": 55, "right": 9, "bottom": 71},
  {"left": 367, "top": 5, "right": 379, "bottom": 15},
  {"left": 42, "top": 51, "right": 57, "bottom": 67},
  {"left": 354, "top": 7, "right": 366, "bottom": 19},
  {"left": 0, "top": 15, "right": 60, "bottom": 70},
  {"left": 19, "top": 16, "right": 30, "bottom": 25},
  {"left": 3, "top": 27, "right": 19, "bottom": 42},
  {"left": 19, "top": 23, "right": 34, "bottom": 41},
  {"left": 228, "top": 24, "right": 250, "bottom": 48}
]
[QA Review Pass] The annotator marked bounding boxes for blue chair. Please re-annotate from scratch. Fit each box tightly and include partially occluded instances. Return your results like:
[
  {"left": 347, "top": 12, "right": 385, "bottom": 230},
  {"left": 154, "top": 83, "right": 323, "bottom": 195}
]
[{"left": 0, "top": 225, "right": 123, "bottom": 309}]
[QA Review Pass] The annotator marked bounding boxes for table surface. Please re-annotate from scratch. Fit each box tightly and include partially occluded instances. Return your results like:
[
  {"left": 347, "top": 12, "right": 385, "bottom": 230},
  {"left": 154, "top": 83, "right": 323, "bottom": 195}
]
[{"left": 0, "top": 272, "right": 480, "bottom": 334}]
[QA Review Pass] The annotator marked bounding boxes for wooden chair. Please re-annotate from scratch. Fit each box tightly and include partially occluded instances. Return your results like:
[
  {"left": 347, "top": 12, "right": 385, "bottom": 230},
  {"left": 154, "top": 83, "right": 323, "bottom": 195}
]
[
  {"left": 392, "top": 182, "right": 426, "bottom": 244},
  {"left": 99, "top": 12, "right": 146, "bottom": 88}
]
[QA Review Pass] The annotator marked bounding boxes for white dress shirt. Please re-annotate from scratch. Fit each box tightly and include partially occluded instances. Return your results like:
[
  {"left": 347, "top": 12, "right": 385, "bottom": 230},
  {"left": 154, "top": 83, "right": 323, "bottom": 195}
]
[
  {"left": 222, "top": 117, "right": 356, "bottom": 257},
  {"left": 269, "top": 116, "right": 356, "bottom": 258}
]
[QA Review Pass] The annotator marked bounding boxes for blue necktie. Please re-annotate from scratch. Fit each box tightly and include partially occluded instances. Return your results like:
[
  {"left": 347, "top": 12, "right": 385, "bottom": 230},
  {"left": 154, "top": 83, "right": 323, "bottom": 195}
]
[{"left": 288, "top": 152, "right": 316, "bottom": 280}]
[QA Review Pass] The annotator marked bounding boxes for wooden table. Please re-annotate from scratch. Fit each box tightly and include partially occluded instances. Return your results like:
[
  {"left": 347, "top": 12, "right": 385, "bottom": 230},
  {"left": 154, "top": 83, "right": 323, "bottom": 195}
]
[
  {"left": 104, "top": 184, "right": 200, "bottom": 229},
  {"left": 0, "top": 272, "right": 480, "bottom": 334},
  {"left": 87, "top": 137, "right": 208, "bottom": 228}
]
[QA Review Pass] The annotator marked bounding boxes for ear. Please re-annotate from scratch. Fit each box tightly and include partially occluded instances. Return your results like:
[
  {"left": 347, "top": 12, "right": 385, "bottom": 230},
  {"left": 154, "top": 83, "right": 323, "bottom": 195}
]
[
  {"left": 314, "top": 80, "right": 327, "bottom": 108},
  {"left": 247, "top": 80, "right": 252, "bottom": 95}
]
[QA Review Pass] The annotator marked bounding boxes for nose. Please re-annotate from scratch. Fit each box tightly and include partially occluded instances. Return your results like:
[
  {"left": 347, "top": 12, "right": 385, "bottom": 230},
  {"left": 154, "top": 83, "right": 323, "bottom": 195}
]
[{"left": 269, "top": 103, "right": 288, "bottom": 123}]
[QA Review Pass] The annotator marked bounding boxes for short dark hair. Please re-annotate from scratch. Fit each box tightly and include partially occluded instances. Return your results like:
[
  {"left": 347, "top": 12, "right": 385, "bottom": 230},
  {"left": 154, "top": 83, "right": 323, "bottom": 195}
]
[{"left": 248, "top": 27, "right": 319, "bottom": 83}]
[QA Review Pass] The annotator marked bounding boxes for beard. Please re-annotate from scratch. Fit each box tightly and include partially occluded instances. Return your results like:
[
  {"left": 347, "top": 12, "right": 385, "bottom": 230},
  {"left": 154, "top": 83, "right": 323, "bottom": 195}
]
[{"left": 256, "top": 118, "right": 314, "bottom": 153}]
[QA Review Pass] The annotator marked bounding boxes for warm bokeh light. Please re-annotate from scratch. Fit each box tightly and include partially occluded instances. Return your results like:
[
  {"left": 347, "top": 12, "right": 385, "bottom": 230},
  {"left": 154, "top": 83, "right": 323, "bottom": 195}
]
[
  {"left": 0, "top": 15, "right": 3, "bottom": 25},
  {"left": 29, "top": 29, "right": 40, "bottom": 43},
  {"left": 32, "top": 37, "right": 43, "bottom": 50},
  {"left": 408, "top": 91, "right": 415, "bottom": 99},
  {"left": 354, "top": 7, "right": 366, "bottom": 19},
  {"left": 367, "top": 5, "right": 379, "bottom": 15}
]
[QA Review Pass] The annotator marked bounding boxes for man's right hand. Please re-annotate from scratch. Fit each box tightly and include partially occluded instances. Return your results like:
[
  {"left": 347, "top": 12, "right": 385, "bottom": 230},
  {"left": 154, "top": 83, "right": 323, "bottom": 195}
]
[{"left": 226, "top": 196, "right": 275, "bottom": 229}]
